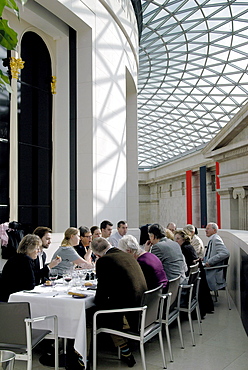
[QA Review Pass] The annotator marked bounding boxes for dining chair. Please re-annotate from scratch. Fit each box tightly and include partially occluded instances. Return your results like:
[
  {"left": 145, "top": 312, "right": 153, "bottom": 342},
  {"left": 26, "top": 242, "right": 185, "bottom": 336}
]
[
  {"left": 0, "top": 302, "right": 58, "bottom": 370},
  {"left": 92, "top": 284, "right": 167, "bottom": 370},
  {"left": 204, "top": 258, "right": 231, "bottom": 310},
  {"left": 162, "top": 275, "right": 184, "bottom": 362},
  {"left": 179, "top": 265, "right": 202, "bottom": 346}
]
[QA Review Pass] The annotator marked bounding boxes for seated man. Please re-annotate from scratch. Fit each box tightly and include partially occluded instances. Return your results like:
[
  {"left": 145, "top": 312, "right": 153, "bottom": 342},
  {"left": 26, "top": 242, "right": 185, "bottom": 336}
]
[
  {"left": 108, "top": 220, "right": 128, "bottom": 247},
  {"left": 100, "top": 220, "right": 113, "bottom": 239},
  {"left": 204, "top": 222, "right": 230, "bottom": 291},
  {"left": 33, "top": 226, "right": 61, "bottom": 284},
  {"left": 146, "top": 223, "right": 186, "bottom": 282},
  {"left": 87, "top": 237, "right": 147, "bottom": 368}
]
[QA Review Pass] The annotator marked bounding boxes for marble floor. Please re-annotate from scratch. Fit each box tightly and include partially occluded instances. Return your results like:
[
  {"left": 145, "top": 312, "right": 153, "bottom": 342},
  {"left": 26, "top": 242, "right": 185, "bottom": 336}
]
[{"left": 13, "top": 291, "right": 248, "bottom": 370}]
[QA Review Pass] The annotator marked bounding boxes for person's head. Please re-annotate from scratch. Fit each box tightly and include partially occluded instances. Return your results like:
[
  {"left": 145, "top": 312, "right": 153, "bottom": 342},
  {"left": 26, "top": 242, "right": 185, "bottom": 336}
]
[
  {"left": 165, "top": 228, "right": 174, "bottom": 240},
  {"left": 205, "top": 222, "right": 218, "bottom": 237},
  {"left": 79, "top": 226, "right": 92, "bottom": 246},
  {"left": 33, "top": 226, "right": 52, "bottom": 249},
  {"left": 100, "top": 220, "right": 113, "bottom": 238},
  {"left": 61, "top": 227, "right": 80, "bottom": 247},
  {"left": 148, "top": 223, "right": 166, "bottom": 245},
  {"left": 174, "top": 230, "right": 191, "bottom": 246},
  {"left": 118, "top": 235, "right": 141, "bottom": 257},
  {"left": 17, "top": 234, "right": 41, "bottom": 259},
  {"left": 166, "top": 222, "right": 177, "bottom": 233},
  {"left": 91, "top": 237, "right": 111, "bottom": 257},
  {"left": 90, "top": 226, "right": 102, "bottom": 239},
  {"left": 117, "top": 221, "right": 128, "bottom": 236},
  {"left": 183, "top": 224, "right": 195, "bottom": 237}
]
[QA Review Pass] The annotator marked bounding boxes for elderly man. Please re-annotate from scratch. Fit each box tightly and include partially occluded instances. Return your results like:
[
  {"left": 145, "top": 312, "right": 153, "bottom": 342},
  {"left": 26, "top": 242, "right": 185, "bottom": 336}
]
[
  {"left": 204, "top": 222, "right": 230, "bottom": 291},
  {"left": 89, "top": 237, "right": 147, "bottom": 368},
  {"left": 146, "top": 223, "right": 186, "bottom": 282},
  {"left": 108, "top": 220, "right": 128, "bottom": 247},
  {"left": 100, "top": 220, "right": 113, "bottom": 239},
  {"left": 166, "top": 222, "right": 177, "bottom": 233}
]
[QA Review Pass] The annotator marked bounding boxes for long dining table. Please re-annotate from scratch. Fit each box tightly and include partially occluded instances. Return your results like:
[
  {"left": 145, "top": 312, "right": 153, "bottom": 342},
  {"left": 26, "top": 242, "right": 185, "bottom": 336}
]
[{"left": 8, "top": 281, "right": 96, "bottom": 364}]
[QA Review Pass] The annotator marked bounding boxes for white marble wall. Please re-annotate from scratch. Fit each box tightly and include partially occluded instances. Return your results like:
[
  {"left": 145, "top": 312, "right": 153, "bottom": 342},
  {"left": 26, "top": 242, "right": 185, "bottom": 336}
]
[{"left": 6, "top": 0, "right": 139, "bottom": 232}]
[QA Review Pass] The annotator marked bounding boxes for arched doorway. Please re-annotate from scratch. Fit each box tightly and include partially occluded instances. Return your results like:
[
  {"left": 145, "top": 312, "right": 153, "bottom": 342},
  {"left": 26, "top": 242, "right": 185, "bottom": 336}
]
[{"left": 18, "top": 31, "right": 53, "bottom": 229}]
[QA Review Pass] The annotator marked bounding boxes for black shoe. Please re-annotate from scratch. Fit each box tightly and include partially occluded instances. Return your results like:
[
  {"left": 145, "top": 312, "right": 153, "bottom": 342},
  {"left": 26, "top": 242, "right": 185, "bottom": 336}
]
[{"left": 121, "top": 353, "right": 136, "bottom": 367}]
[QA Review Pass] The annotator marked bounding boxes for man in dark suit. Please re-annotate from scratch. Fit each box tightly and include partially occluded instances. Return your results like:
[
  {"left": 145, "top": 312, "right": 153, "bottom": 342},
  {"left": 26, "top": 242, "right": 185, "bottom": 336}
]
[
  {"left": 90, "top": 237, "right": 147, "bottom": 368},
  {"left": 33, "top": 227, "right": 61, "bottom": 284},
  {"left": 204, "top": 222, "right": 230, "bottom": 291}
]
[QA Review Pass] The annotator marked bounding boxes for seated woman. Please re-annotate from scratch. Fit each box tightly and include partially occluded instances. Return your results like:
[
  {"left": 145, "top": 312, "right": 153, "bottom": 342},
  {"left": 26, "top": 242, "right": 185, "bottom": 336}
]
[
  {"left": 0, "top": 234, "right": 41, "bottom": 302},
  {"left": 119, "top": 234, "right": 168, "bottom": 291},
  {"left": 183, "top": 224, "right": 205, "bottom": 259},
  {"left": 174, "top": 230, "right": 198, "bottom": 274},
  {"left": 51, "top": 227, "right": 93, "bottom": 276},
  {"left": 90, "top": 225, "right": 102, "bottom": 239}
]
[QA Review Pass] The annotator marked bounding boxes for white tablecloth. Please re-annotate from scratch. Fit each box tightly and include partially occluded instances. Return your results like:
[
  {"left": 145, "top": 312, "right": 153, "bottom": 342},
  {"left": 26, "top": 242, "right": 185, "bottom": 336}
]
[{"left": 9, "top": 283, "right": 95, "bottom": 363}]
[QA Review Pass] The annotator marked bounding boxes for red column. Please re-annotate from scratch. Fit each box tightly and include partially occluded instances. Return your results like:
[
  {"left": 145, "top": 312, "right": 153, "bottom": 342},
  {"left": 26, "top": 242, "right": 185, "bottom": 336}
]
[
  {"left": 216, "top": 162, "right": 221, "bottom": 228},
  {"left": 186, "top": 170, "right": 192, "bottom": 224}
]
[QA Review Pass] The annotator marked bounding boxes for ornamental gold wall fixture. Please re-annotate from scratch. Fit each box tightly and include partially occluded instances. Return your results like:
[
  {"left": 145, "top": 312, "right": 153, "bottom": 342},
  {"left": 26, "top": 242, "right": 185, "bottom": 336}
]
[
  {"left": 9, "top": 57, "right": 25, "bottom": 79},
  {"left": 51, "top": 76, "right": 56, "bottom": 94}
]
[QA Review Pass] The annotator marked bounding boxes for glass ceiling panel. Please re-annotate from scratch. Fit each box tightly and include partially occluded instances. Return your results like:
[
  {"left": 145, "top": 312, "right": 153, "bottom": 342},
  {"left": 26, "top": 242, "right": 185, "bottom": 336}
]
[{"left": 138, "top": 0, "right": 248, "bottom": 168}]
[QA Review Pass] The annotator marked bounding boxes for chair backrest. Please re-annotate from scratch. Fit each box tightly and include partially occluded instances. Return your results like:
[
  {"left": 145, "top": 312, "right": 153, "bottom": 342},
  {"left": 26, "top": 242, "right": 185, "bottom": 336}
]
[
  {"left": 0, "top": 302, "right": 30, "bottom": 345},
  {"left": 222, "top": 257, "right": 229, "bottom": 280},
  {"left": 189, "top": 263, "right": 199, "bottom": 275},
  {"left": 188, "top": 269, "right": 200, "bottom": 301},
  {"left": 167, "top": 275, "right": 181, "bottom": 307},
  {"left": 140, "top": 284, "right": 163, "bottom": 329}
]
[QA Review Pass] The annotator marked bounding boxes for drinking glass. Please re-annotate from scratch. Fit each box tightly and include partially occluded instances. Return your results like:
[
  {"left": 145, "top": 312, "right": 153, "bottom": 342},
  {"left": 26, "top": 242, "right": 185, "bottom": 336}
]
[
  {"left": 49, "top": 269, "right": 58, "bottom": 286},
  {"left": 63, "top": 272, "right": 72, "bottom": 285}
]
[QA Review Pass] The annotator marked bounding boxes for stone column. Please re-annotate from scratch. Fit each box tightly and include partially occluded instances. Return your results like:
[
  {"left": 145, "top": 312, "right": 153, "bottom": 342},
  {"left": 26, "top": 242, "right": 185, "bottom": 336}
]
[
  {"left": 217, "top": 188, "right": 236, "bottom": 229},
  {"left": 233, "top": 187, "right": 248, "bottom": 230}
]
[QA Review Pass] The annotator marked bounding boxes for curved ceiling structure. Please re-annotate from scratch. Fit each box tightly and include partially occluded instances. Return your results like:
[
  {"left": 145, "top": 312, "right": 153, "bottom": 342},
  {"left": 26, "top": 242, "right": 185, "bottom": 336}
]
[{"left": 138, "top": 0, "right": 248, "bottom": 169}]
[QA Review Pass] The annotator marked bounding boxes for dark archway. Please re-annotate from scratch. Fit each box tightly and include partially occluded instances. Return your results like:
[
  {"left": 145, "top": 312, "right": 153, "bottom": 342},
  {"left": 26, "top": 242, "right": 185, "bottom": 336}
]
[
  {"left": 18, "top": 31, "right": 52, "bottom": 230},
  {"left": 0, "top": 47, "right": 10, "bottom": 223}
]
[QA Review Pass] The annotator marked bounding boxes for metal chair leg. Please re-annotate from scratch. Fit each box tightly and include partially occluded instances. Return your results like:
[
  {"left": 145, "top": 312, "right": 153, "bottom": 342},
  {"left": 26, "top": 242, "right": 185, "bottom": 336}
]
[
  {"left": 225, "top": 287, "right": 232, "bottom": 310},
  {"left": 165, "top": 324, "right": 173, "bottom": 362},
  {"left": 159, "top": 331, "right": 167, "bottom": 369},
  {"left": 196, "top": 305, "right": 203, "bottom": 335},
  {"left": 140, "top": 341, "right": 147, "bottom": 370},
  {"left": 188, "top": 312, "right": 196, "bottom": 346}
]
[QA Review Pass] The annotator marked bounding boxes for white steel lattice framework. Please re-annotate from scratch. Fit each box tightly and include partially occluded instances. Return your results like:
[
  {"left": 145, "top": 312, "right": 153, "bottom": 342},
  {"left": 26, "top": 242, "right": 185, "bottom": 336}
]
[{"left": 138, "top": 0, "right": 248, "bottom": 168}]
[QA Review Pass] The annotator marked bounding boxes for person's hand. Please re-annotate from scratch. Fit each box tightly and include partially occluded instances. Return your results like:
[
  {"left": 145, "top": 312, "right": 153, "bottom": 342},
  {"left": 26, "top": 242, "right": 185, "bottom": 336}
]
[
  {"left": 205, "top": 262, "right": 210, "bottom": 267},
  {"left": 144, "top": 240, "right": 152, "bottom": 252},
  {"left": 49, "top": 256, "right": 62, "bottom": 269}
]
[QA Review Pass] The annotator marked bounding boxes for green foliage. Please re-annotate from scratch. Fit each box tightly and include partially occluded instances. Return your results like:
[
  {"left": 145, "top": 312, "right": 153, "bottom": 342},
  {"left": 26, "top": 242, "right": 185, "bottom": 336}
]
[
  {"left": 0, "top": 18, "right": 18, "bottom": 49},
  {"left": 0, "top": 0, "right": 28, "bottom": 91}
]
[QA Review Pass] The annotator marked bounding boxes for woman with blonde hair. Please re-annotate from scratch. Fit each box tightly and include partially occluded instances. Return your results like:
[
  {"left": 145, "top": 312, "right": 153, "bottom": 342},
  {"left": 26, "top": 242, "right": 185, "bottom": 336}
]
[
  {"left": 51, "top": 227, "right": 93, "bottom": 276},
  {"left": 183, "top": 224, "right": 205, "bottom": 259},
  {"left": 0, "top": 234, "right": 41, "bottom": 301},
  {"left": 174, "top": 230, "right": 198, "bottom": 273}
]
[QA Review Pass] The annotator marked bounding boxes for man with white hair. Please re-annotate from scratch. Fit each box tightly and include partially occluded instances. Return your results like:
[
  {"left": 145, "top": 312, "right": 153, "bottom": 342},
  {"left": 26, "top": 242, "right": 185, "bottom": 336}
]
[{"left": 204, "top": 222, "right": 230, "bottom": 291}]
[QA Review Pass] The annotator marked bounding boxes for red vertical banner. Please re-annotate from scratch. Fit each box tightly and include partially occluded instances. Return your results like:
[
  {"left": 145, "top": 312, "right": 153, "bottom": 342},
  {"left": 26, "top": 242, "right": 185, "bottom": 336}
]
[
  {"left": 186, "top": 170, "right": 192, "bottom": 224},
  {"left": 216, "top": 162, "right": 221, "bottom": 228}
]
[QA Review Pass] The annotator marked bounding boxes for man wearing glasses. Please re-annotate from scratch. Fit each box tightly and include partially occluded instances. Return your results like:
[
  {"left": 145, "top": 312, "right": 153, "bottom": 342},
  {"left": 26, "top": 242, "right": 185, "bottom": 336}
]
[{"left": 75, "top": 226, "right": 95, "bottom": 263}]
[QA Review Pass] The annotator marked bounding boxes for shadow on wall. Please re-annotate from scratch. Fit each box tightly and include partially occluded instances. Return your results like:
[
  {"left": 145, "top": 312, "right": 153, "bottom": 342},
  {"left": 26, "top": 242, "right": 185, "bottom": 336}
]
[{"left": 241, "top": 249, "right": 248, "bottom": 335}]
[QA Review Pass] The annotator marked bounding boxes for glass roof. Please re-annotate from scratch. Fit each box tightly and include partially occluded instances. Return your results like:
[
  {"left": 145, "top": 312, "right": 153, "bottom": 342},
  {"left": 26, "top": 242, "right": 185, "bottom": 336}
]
[{"left": 138, "top": 0, "right": 248, "bottom": 169}]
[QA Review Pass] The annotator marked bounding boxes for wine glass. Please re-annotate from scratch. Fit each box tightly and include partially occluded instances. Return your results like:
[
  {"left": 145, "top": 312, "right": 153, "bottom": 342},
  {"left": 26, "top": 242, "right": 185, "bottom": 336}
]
[
  {"left": 49, "top": 269, "right": 58, "bottom": 286},
  {"left": 63, "top": 272, "right": 72, "bottom": 285}
]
